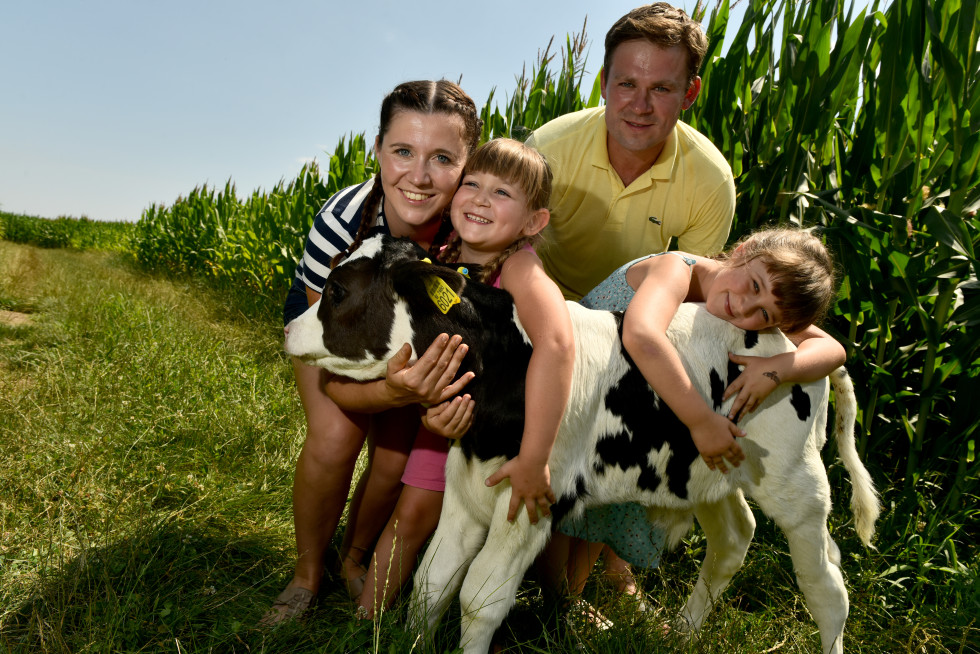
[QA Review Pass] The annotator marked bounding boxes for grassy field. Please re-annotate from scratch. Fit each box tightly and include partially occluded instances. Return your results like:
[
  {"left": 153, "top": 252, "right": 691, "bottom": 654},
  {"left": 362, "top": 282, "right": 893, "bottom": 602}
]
[
  {"left": 1, "top": 242, "right": 975, "bottom": 653},
  {"left": 2, "top": 0, "right": 976, "bottom": 648}
]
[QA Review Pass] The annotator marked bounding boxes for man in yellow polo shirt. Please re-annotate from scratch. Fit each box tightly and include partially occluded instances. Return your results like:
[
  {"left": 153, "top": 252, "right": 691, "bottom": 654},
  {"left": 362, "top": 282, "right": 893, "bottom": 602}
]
[
  {"left": 527, "top": 2, "right": 735, "bottom": 301},
  {"left": 529, "top": 2, "right": 737, "bottom": 625}
]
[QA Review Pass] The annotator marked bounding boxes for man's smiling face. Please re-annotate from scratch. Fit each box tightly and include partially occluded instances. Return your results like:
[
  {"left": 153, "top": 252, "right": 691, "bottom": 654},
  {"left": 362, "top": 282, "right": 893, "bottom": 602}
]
[{"left": 601, "top": 39, "right": 701, "bottom": 170}]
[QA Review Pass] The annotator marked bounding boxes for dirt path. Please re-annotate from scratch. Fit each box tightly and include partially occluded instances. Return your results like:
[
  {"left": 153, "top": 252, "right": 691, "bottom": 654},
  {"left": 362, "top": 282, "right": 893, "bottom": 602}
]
[{"left": 0, "top": 310, "right": 32, "bottom": 327}]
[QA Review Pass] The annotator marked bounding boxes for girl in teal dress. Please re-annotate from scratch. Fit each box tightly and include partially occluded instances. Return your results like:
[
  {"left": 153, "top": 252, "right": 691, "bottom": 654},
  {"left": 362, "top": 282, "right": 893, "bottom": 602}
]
[{"left": 555, "top": 229, "right": 847, "bottom": 614}]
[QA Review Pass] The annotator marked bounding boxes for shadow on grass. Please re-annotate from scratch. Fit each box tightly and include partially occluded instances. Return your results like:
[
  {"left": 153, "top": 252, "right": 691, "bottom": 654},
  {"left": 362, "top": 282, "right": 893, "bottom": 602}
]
[
  {"left": 0, "top": 521, "right": 372, "bottom": 653},
  {"left": 3, "top": 504, "right": 905, "bottom": 653},
  {"left": 2, "top": 519, "right": 884, "bottom": 653},
  {"left": 1, "top": 520, "right": 570, "bottom": 654}
]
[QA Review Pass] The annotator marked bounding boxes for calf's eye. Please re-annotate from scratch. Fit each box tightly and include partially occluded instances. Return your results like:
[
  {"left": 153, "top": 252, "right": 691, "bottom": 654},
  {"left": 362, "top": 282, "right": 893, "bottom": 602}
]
[{"left": 327, "top": 282, "right": 347, "bottom": 306}]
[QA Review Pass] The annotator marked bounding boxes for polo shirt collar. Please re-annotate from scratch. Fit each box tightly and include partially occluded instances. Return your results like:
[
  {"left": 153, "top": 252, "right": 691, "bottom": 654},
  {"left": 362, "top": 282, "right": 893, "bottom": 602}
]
[{"left": 588, "top": 117, "right": 612, "bottom": 171}]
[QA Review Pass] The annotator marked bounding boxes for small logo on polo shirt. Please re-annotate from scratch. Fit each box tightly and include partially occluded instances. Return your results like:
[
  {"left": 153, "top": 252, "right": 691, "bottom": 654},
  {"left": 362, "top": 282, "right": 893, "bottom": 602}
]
[{"left": 649, "top": 216, "right": 662, "bottom": 225}]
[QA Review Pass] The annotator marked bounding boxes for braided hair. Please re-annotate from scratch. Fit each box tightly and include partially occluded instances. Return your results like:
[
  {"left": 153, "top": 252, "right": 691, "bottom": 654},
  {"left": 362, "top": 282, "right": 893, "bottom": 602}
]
[
  {"left": 439, "top": 138, "right": 553, "bottom": 284},
  {"left": 331, "top": 80, "right": 482, "bottom": 268}
]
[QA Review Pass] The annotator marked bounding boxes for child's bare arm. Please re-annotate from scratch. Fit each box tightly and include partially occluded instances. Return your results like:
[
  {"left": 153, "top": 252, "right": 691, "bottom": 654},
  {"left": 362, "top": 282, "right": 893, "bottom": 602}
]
[
  {"left": 484, "top": 250, "right": 574, "bottom": 523},
  {"left": 724, "top": 325, "right": 846, "bottom": 421},
  {"left": 623, "top": 256, "right": 745, "bottom": 472}
]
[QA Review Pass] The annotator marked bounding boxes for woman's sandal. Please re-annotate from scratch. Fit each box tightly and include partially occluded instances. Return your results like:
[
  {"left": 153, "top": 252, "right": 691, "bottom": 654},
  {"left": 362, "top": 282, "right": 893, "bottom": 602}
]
[
  {"left": 258, "top": 585, "right": 317, "bottom": 627},
  {"left": 341, "top": 546, "right": 369, "bottom": 600},
  {"left": 345, "top": 568, "right": 368, "bottom": 600}
]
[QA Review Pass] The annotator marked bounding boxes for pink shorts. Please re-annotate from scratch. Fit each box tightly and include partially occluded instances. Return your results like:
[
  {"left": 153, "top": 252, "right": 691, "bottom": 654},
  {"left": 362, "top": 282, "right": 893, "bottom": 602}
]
[{"left": 401, "top": 428, "right": 449, "bottom": 492}]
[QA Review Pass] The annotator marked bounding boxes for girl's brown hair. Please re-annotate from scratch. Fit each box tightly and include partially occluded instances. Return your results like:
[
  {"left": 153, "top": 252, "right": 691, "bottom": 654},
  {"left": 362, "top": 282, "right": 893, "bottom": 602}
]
[
  {"left": 439, "top": 138, "right": 552, "bottom": 284},
  {"left": 723, "top": 228, "right": 837, "bottom": 333},
  {"left": 331, "top": 80, "right": 482, "bottom": 267}
]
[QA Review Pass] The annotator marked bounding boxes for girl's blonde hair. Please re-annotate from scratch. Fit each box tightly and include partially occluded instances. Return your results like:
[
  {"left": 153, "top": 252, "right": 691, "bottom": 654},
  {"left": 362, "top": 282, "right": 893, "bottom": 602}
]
[
  {"left": 440, "top": 138, "right": 553, "bottom": 284},
  {"left": 722, "top": 228, "right": 837, "bottom": 333}
]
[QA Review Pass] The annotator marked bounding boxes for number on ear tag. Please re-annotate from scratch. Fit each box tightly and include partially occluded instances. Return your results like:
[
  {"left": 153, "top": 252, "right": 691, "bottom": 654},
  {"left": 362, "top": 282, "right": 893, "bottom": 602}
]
[{"left": 424, "top": 275, "right": 461, "bottom": 314}]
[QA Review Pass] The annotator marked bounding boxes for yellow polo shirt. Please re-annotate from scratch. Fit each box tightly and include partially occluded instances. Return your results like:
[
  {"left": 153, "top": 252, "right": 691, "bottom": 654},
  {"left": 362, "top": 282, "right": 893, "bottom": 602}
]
[{"left": 526, "top": 107, "right": 735, "bottom": 300}]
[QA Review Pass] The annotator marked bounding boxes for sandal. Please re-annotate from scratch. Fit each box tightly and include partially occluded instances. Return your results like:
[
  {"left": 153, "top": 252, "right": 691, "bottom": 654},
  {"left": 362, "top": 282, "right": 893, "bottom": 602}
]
[
  {"left": 345, "top": 569, "right": 368, "bottom": 600},
  {"left": 258, "top": 585, "right": 317, "bottom": 627},
  {"left": 628, "top": 592, "right": 653, "bottom": 614},
  {"left": 341, "top": 548, "right": 369, "bottom": 600}
]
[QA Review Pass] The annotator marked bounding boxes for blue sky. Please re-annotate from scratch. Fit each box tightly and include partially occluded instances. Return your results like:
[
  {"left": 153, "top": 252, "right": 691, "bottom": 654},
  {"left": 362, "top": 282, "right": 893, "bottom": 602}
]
[{"left": 1, "top": 1, "right": 744, "bottom": 223}]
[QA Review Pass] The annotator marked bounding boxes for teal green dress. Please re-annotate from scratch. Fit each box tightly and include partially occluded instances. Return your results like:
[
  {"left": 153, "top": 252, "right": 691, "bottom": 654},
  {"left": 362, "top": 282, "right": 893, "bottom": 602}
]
[{"left": 558, "top": 251, "right": 696, "bottom": 568}]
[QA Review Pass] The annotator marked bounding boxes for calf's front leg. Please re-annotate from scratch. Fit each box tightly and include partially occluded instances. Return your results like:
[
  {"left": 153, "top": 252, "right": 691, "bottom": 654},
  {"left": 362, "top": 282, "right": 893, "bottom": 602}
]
[
  {"left": 456, "top": 509, "right": 552, "bottom": 654},
  {"left": 407, "top": 481, "right": 488, "bottom": 639}
]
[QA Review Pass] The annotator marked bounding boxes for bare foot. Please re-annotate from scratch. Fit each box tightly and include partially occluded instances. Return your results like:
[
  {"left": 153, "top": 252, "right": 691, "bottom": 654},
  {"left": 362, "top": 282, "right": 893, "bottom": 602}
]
[{"left": 602, "top": 562, "right": 652, "bottom": 613}]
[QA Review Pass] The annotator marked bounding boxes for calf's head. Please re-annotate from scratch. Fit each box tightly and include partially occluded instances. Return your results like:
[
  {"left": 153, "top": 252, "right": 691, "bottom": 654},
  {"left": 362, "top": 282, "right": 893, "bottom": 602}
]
[{"left": 284, "top": 234, "right": 470, "bottom": 381}]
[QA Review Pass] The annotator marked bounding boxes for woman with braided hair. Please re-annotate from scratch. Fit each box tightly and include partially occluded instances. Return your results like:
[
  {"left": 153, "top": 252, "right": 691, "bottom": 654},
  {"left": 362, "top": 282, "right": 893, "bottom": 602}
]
[{"left": 262, "top": 80, "right": 482, "bottom": 625}]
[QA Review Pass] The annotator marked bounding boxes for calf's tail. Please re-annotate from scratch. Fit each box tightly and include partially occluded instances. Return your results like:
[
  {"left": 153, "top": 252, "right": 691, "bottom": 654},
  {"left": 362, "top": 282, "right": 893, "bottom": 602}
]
[{"left": 830, "top": 366, "right": 881, "bottom": 547}]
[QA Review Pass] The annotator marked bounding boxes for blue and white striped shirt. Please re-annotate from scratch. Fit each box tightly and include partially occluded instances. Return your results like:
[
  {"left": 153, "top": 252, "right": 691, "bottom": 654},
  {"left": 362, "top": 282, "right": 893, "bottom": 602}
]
[{"left": 295, "top": 178, "right": 387, "bottom": 293}]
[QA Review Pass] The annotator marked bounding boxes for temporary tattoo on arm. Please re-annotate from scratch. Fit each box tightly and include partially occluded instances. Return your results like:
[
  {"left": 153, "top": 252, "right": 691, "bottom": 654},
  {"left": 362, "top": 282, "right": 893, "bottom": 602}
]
[{"left": 763, "top": 371, "right": 781, "bottom": 384}]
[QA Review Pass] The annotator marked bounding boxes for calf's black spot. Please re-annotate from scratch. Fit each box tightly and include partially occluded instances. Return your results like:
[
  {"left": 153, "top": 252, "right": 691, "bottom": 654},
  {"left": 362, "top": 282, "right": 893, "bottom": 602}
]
[
  {"left": 551, "top": 474, "right": 589, "bottom": 526},
  {"left": 790, "top": 384, "right": 811, "bottom": 421},
  {"left": 637, "top": 466, "right": 663, "bottom": 494},
  {"left": 727, "top": 358, "right": 743, "bottom": 389},
  {"left": 744, "top": 330, "right": 759, "bottom": 349},
  {"left": 597, "top": 344, "right": 699, "bottom": 501},
  {"left": 710, "top": 368, "right": 725, "bottom": 410}
]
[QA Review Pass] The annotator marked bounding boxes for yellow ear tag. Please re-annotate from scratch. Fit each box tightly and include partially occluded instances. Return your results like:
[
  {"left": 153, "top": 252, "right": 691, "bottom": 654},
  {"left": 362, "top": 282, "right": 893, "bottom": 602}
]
[
  {"left": 424, "top": 275, "right": 461, "bottom": 314},
  {"left": 417, "top": 258, "right": 460, "bottom": 313}
]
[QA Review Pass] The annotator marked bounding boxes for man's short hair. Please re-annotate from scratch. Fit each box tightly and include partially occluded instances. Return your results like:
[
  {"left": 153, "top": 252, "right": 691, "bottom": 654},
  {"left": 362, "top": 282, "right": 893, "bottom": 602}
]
[{"left": 604, "top": 3, "right": 708, "bottom": 82}]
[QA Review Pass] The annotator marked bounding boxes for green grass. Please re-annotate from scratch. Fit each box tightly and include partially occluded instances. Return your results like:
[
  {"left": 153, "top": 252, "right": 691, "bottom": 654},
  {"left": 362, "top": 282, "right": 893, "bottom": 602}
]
[
  {"left": 0, "top": 241, "right": 301, "bottom": 652},
  {"left": 1, "top": 241, "right": 976, "bottom": 653}
]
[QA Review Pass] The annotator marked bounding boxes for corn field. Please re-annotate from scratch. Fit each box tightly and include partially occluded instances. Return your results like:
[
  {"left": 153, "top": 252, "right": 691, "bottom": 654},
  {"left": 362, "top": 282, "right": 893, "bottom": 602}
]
[
  {"left": 1, "top": 211, "right": 134, "bottom": 251},
  {"left": 132, "top": 134, "right": 373, "bottom": 302},
  {"left": 129, "top": 0, "right": 979, "bottom": 612}
]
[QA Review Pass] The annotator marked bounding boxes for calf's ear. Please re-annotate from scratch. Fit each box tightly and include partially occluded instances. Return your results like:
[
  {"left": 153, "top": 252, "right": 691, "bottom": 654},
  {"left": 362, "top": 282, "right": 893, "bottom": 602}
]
[{"left": 391, "top": 261, "right": 468, "bottom": 308}]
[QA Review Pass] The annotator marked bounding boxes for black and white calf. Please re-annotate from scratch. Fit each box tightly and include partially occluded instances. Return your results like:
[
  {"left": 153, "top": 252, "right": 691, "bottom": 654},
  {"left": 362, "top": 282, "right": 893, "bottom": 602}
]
[{"left": 284, "top": 234, "right": 880, "bottom": 654}]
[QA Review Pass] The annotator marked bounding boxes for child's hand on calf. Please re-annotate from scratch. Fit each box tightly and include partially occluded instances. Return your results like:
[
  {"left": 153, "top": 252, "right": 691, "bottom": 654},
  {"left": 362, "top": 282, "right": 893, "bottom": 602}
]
[
  {"left": 724, "top": 352, "right": 783, "bottom": 422},
  {"left": 485, "top": 457, "right": 556, "bottom": 524},
  {"left": 689, "top": 412, "right": 746, "bottom": 473}
]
